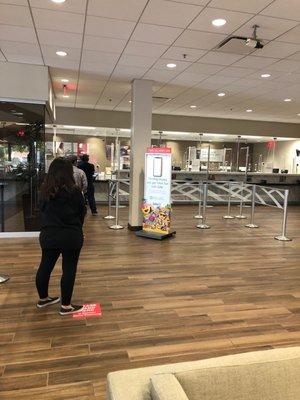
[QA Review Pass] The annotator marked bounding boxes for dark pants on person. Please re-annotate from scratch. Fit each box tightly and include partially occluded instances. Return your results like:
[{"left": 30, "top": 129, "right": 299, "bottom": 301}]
[
  {"left": 36, "top": 248, "right": 81, "bottom": 306},
  {"left": 86, "top": 184, "right": 97, "bottom": 213}
]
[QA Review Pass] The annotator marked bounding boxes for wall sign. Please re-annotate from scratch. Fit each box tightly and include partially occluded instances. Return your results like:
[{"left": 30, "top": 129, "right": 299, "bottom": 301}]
[{"left": 141, "top": 147, "right": 172, "bottom": 235}]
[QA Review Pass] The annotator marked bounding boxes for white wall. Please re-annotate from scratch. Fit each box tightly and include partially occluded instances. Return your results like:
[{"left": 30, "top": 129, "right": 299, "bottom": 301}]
[{"left": 0, "top": 62, "right": 49, "bottom": 103}]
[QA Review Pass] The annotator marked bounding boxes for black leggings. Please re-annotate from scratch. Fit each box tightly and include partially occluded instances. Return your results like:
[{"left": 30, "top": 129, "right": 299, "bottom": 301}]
[{"left": 36, "top": 248, "right": 81, "bottom": 306}]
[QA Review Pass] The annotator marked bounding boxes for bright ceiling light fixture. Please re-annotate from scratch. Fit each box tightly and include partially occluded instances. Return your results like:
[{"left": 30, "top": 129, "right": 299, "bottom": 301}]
[
  {"left": 166, "top": 63, "right": 177, "bottom": 69},
  {"left": 56, "top": 50, "right": 67, "bottom": 57},
  {"left": 61, "top": 78, "right": 69, "bottom": 83},
  {"left": 190, "top": 105, "right": 197, "bottom": 109},
  {"left": 217, "top": 92, "right": 226, "bottom": 97},
  {"left": 298, "top": 113, "right": 300, "bottom": 116},
  {"left": 284, "top": 98, "right": 292, "bottom": 102},
  {"left": 63, "top": 95, "right": 69, "bottom": 98},
  {"left": 261, "top": 73, "right": 271, "bottom": 78},
  {"left": 212, "top": 18, "right": 227, "bottom": 27},
  {"left": 246, "top": 109, "right": 253, "bottom": 112},
  {"left": 51, "top": 0, "right": 66, "bottom": 3}
]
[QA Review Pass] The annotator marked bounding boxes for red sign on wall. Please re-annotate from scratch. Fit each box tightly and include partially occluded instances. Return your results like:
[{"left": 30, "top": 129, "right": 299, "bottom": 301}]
[{"left": 77, "top": 143, "right": 88, "bottom": 156}]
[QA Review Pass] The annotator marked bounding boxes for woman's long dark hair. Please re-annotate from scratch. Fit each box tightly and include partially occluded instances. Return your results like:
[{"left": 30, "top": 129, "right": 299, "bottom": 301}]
[{"left": 41, "top": 157, "right": 75, "bottom": 201}]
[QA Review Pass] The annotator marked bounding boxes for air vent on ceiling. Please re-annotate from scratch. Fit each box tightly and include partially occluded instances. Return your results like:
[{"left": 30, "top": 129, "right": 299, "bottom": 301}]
[{"left": 215, "top": 25, "right": 264, "bottom": 55}]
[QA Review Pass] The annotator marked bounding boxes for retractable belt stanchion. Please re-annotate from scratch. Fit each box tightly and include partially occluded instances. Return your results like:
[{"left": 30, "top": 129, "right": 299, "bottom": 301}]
[
  {"left": 235, "top": 181, "right": 247, "bottom": 219},
  {"left": 196, "top": 182, "right": 210, "bottom": 229},
  {"left": 110, "top": 180, "right": 124, "bottom": 230},
  {"left": 223, "top": 181, "right": 235, "bottom": 219},
  {"left": 194, "top": 181, "right": 203, "bottom": 219},
  {"left": 245, "top": 184, "right": 259, "bottom": 228},
  {"left": 104, "top": 180, "right": 115, "bottom": 220},
  {"left": 275, "top": 189, "right": 292, "bottom": 241},
  {"left": 0, "top": 184, "right": 9, "bottom": 283}
]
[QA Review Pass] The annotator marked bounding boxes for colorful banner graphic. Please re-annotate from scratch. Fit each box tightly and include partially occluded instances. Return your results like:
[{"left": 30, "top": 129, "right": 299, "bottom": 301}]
[{"left": 142, "top": 147, "right": 172, "bottom": 235}]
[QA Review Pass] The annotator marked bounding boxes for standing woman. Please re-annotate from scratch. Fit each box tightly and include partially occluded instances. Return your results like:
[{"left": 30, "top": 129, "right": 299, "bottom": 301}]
[{"left": 36, "top": 157, "right": 86, "bottom": 315}]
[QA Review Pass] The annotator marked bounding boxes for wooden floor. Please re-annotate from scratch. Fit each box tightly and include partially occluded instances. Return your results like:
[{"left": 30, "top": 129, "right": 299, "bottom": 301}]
[{"left": 0, "top": 205, "right": 300, "bottom": 399}]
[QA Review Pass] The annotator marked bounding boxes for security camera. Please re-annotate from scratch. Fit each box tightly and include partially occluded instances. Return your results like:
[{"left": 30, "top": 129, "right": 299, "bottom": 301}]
[{"left": 246, "top": 38, "right": 264, "bottom": 49}]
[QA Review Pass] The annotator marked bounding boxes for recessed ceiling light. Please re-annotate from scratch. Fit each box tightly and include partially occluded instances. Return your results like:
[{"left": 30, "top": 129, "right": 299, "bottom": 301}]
[
  {"left": 166, "top": 63, "right": 177, "bottom": 69},
  {"left": 218, "top": 92, "right": 226, "bottom": 97},
  {"left": 56, "top": 50, "right": 67, "bottom": 57},
  {"left": 61, "top": 78, "right": 69, "bottom": 83},
  {"left": 261, "top": 73, "right": 271, "bottom": 78},
  {"left": 246, "top": 109, "right": 253, "bottom": 112},
  {"left": 190, "top": 105, "right": 197, "bottom": 109},
  {"left": 129, "top": 100, "right": 132, "bottom": 103},
  {"left": 284, "top": 98, "right": 292, "bottom": 102},
  {"left": 212, "top": 18, "right": 227, "bottom": 27},
  {"left": 298, "top": 113, "right": 300, "bottom": 116},
  {"left": 51, "top": 0, "right": 66, "bottom": 3},
  {"left": 63, "top": 95, "right": 69, "bottom": 98}
]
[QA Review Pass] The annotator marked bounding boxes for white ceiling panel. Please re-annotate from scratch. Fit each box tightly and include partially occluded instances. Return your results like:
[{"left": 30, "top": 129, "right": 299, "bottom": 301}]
[
  {"left": 162, "top": 46, "right": 206, "bottom": 62},
  {"left": 154, "top": 84, "right": 186, "bottom": 98},
  {"left": 124, "top": 41, "right": 168, "bottom": 58},
  {"left": 30, "top": 0, "right": 87, "bottom": 14},
  {"left": 278, "top": 25, "right": 300, "bottom": 44},
  {"left": 0, "top": 41, "right": 41, "bottom": 57},
  {"left": 233, "top": 55, "right": 278, "bottom": 69},
  {"left": 83, "top": 35, "right": 126, "bottom": 53},
  {"left": 111, "top": 64, "right": 149, "bottom": 80},
  {"left": 141, "top": 0, "right": 202, "bottom": 28},
  {"left": 187, "top": 62, "right": 225, "bottom": 75},
  {"left": 41, "top": 45, "right": 81, "bottom": 61},
  {"left": 261, "top": 0, "right": 300, "bottom": 21},
  {"left": 217, "top": 66, "right": 256, "bottom": 78},
  {"left": 88, "top": 0, "right": 148, "bottom": 22},
  {"left": 82, "top": 50, "right": 119, "bottom": 65},
  {"left": 85, "top": 16, "right": 135, "bottom": 40},
  {"left": 50, "top": 67, "right": 78, "bottom": 80},
  {"left": 0, "top": 0, "right": 27, "bottom": 4},
  {"left": 32, "top": 8, "right": 85, "bottom": 34},
  {"left": 189, "top": 8, "right": 253, "bottom": 34},
  {"left": 119, "top": 54, "right": 156, "bottom": 68},
  {"left": 209, "top": 0, "right": 275, "bottom": 13},
  {"left": 80, "top": 62, "right": 114, "bottom": 76},
  {"left": 199, "top": 51, "right": 244, "bottom": 66},
  {"left": 132, "top": 23, "right": 183, "bottom": 45},
  {"left": 255, "top": 41, "right": 300, "bottom": 58},
  {"left": 234, "top": 15, "right": 298, "bottom": 41},
  {"left": 0, "top": 24, "right": 37, "bottom": 44},
  {"left": 37, "top": 29, "right": 82, "bottom": 49},
  {"left": 288, "top": 52, "right": 300, "bottom": 62},
  {"left": 43, "top": 57, "right": 80, "bottom": 70},
  {"left": 172, "top": 72, "right": 208, "bottom": 85},
  {"left": 5, "top": 54, "right": 43, "bottom": 64},
  {"left": 266, "top": 59, "right": 300, "bottom": 73},
  {"left": 167, "top": 0, "right": 210, "bottom": 5},
  {"left": 174, "top": 30, "right": 226, "bottom": 50},
  {"left": 0, "top": 4, "right": 32, "bottom": 27},
  {"left": 153, "top": 58, "right": 191, "bottom": 72},
  {"left": 0, "top": 52, "right": 6, "bottom": 61},
  {"left": 144, "top": 68, "right": 178, "bottom": 83}
]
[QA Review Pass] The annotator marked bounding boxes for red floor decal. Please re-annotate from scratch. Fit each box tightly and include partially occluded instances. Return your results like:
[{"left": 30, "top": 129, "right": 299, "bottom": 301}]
[{"left": 73, "top": 303, "right": 102, "bottom": 318}]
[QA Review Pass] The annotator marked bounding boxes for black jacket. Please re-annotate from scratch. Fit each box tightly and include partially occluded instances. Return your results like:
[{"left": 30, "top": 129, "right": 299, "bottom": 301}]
[
  {"left": 39, "top": 187, "right": 86, "bottom": 249},
  {"left": 78, "top": 161, "right": 95, "bottom": 186}
]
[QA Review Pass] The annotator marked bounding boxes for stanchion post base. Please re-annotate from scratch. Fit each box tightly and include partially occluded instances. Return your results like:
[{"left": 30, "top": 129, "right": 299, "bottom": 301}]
[
  {"left": 0, "top": 275, "right": 9, "bottom": 283},
  {"left": 104, "top": 215, "right": 115, "bottom": 220},
  {"left": 235, "top": 215, "right": 247, "bottom": 219},
  {"left": 110, "top": 225, "right": 124, "bottom": 230},
  {"left": 196, "top": 224, "right": 211, "bottom": 229},
  {"left": 245, "top": 223, "right": 259, "bottom": 228},
  {"left": 223, "top": 215, "right": 235, "bottom": 219},
  {"left": 274, "top": 235, "right": 292, "bottom": 242},
  {"left": 194, "top": 215, "right": 203, "bottom": 219}
]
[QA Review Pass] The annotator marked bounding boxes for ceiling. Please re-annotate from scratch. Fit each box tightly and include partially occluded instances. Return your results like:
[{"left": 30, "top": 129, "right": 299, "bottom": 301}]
[{"left": 1, "top": 0, "right": 300, "bottom": 123}]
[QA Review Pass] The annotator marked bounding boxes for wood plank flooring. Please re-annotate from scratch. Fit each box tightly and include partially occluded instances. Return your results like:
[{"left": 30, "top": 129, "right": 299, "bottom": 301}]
[{"left": 0, "top": 205, "right": 300, "bottom": 399}]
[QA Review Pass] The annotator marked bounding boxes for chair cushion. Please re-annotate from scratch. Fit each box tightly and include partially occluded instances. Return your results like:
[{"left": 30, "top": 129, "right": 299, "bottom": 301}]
[
  {"left": 150, "top": 373, "right": 189, "bottom": 400},
  {"left": 175, "top": 356, "right": 300, "bottom": 400}
]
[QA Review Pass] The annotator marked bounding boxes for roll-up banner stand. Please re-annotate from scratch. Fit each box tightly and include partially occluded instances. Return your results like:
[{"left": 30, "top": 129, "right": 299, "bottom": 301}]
[{"left": 136, "top": 147, "right": 176, "bottom": 240}]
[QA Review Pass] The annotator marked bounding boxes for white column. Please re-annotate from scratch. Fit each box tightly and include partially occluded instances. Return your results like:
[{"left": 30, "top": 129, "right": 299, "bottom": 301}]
[{"left": 128, "top": 79, "right": 153, "bottom": 229}]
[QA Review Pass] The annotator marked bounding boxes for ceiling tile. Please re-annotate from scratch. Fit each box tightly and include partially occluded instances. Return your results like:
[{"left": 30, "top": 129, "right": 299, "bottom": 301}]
[
  {"left": 172, "top": 71, "right": 208, "bottom": 85},
  {"left": 209, "top": 0, "right": 273, "bottom": 13},
  {"left": 0, "top": 52, "right": 6, "bottom": 61},
  {"left": 261, "top": 0, "right": 300, "bottom": 21},
  {"left": 167, "top": 0, "right": 209, "bottom": 5},
  {"left": 41, "top": 44, "right": 81, "bottom": 61},
  {"left": 141, "top": 0, "right": 202, "bottom": 28},
  {"left": 278, "top": 25, "right": 300, "bottom": 44},
  {"left": 154, "top": 84, "right": 185, "bottom": 98},
  {"left": 0, "top": 0, "right": 27, "bottom": 4},
  {"left": 144, "top": 68, "right": 178, "bottom": 83},
  {"left": 111, "top": 65, "right": 148, "bottom": 80},
  {"left": 288, "top": 52, "right": 300, "bottom": 62},
  {"left": 0, "top": 4, "right": 32, "bottom": 27},
  {"left": 88, "top": 0, "right": 148, "bottom": 21},
  {"left": 233, "top": 55, "right": 278, "bottom": 68},
  {"left": 82, "top": 50, "right": 119, "bottom": 65},
  {"left": 162, "top": 46, "right": 206, "bottom": 62},
  {"left": 234, "top": 15, "right": 298, "bottom": 41},
  {"left": 132, "top": 23, "right": 183, "bottom": 45},
  {"left": 174, "top": 30, "right": 226, "bottom": 50},
  {"left": 266, "top": 59, "right": 300, "bottom": 73},
  {"left": 0, "top": 24, "right": 37, "bottom": 44},
  {"left": 32, "top": 8, "right": 85, "bottom": 34},
  {"left": 255, "top": 41, "right": 300, "bottom": 58},
  {"left": 43, "top": 57, "right": 80, "bottom": 70},
  {"left": 30, "top": 0, "right": 87, "bottom": 14},
  {"left": 84, "top": 35, "right": 126, "bottom": 53},
  {"left": 217, "top": 66, "right": 256, "bottom": 78},
  {"left": 187, "top": 62, "right": 224, "bottom": 75},
  {"left": 189, "top": 8, "right": 253, "bottom": 34},
  {"left": 0, "top": 41, "right": 41, "bottom": 57},
  {"left": 154, "top": 58, "right": 191, "bottom": 72},
  {"left": 38, "top": 29, "right": 82, "bottom": 48},
  {"left": 124, "top": 41, "right": 168, "bottom": 58},
  {"left": 5, "top": 54, "right": 43, "bottom": 64},
  {"left": 199, "top": 51, "right": 244, "bottom": 65},
  {"left": 85, "top": 16, "right": 135, "bottom": 40},
  {"left": 118, "top": 54, "right": 157, "bottom": 68},
  {"left": 80, "top": 61, "right": 114, "bottom": 75}
]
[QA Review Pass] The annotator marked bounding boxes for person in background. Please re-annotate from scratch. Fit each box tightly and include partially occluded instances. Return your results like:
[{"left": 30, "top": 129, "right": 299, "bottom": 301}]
[
  {"left": 56, "top": 142, "right": 65, "bottom": 157},
  {"left": 78, "top": 154, "right": 98, "bottom": 215},
  {"left": 36, "top": 157, "right": 86, "bottom": 315},
  {"left": 68, "top": 155, "right": 87, "bottom": 194}
]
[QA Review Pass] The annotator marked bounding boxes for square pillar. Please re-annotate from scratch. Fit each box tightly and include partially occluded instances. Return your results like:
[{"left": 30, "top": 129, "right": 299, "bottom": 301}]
[{"left": 128, "top": 79, "right": 153, "bottom": 229}]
